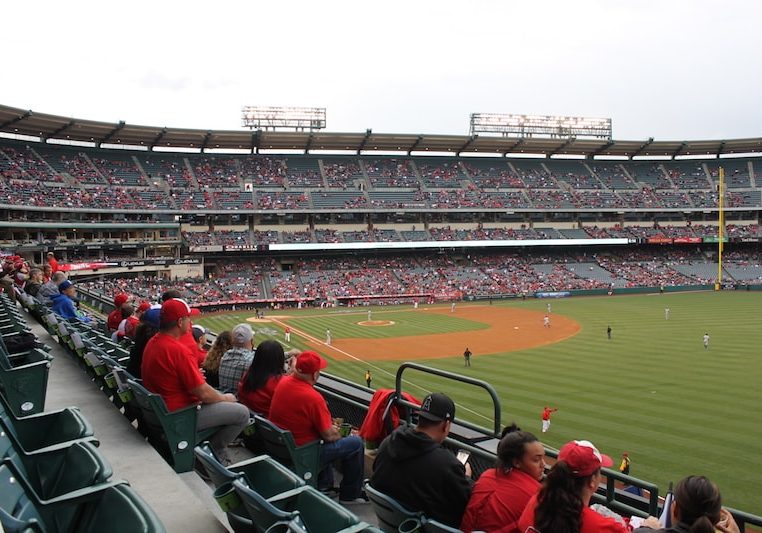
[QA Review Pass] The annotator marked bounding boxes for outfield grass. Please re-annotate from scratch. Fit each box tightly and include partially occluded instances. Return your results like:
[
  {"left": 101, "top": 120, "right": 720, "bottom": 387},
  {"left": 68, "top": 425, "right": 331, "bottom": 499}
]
[{"left": 196, "top": 291, "right": 762, "bottom": 513}]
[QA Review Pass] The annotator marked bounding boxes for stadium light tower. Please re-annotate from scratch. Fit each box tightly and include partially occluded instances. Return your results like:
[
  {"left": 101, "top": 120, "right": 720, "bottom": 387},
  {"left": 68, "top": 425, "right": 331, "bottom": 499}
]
[
  {"left": 469, "top": 113, "right": 612, "bottom": 139},
  {"left": 241, "top": 106, "right": 326, "bottom": 132}
]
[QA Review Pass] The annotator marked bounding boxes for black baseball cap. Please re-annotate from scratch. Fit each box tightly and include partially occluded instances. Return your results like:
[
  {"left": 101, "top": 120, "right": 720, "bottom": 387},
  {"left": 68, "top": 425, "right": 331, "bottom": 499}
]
[{"left": 417, "top": 393, "right": 455, "bottom": 422}]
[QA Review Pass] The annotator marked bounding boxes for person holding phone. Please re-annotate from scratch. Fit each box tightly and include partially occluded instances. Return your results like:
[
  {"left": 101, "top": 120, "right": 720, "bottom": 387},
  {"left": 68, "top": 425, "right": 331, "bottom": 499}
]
[
  {"left": 370, "top": 393, "right": 473, "bottom": 528},
  {"left": 461, "top": 424, "right": 545, "bottom": 533}
]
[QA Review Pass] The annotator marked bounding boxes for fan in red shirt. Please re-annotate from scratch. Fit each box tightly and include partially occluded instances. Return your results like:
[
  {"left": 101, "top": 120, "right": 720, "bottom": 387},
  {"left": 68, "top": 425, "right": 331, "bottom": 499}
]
[
  {"left": 160, "top": 289, "right": 203, "bottom": 366},
  {"left": 518, "top": 439, "right": 628, "bottom": 533},
  {"left": 141, "top": 298, "right": 249, "bottom": 464},
  {"left": 107, "top": 293, "right": 130, "bottom": 332},
  {"left": 124, "top": 301, "right": 151, "bottom": 340},
  {"left": 237, "top": 340, "right": 287, "bottom": 418},
  {"left": 461, "top": 424, "right": 544, "bottom": 533},
  {"left": 269, "top": 351, "right": 366, "bottom": 503},
  {"left": 46, "top": 252, "right": 59, "bottom": 274}
]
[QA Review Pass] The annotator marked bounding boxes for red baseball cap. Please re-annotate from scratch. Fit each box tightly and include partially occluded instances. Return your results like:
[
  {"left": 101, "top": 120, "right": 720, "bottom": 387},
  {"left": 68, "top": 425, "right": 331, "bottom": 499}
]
[
  {"left": 295, "top": 351, "right": 328, "bottom": 374},
  {"left": 558, "top": 440, "right": 613, "bottom": 477},
  {"left": 136, "top": 301, "right": 151, "bottom": 313},
  {"left": 114, "top": 293, "right": 130, "bottom": 307},
  {"left": 160, "top": 298, "right": 199, "bottom": 324}
]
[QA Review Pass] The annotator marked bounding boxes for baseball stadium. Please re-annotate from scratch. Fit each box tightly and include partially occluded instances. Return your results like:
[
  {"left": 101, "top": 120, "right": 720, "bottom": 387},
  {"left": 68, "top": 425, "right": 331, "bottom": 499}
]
[
  {"left": 2, "top": 4, "right": 762, "bottom": 530},
  {"left": 2, "top": 102, "right": 762, "bottom": 531}
]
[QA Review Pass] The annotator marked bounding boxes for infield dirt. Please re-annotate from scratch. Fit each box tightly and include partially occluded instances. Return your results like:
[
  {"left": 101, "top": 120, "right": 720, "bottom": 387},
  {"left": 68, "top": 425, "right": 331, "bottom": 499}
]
[{"left": 304, "top": 305, "right": 580, "bottom": 361}]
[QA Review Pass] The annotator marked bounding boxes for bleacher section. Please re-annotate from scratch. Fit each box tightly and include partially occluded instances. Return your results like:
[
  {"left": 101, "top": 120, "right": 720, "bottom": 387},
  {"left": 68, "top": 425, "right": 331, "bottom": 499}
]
[{"left": 1, "top": 139, "right": 762, "bottom": 216}]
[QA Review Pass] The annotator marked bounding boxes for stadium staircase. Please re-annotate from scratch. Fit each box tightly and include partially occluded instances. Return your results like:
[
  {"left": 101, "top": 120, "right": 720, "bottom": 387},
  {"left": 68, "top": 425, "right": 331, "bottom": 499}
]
[
  {"left": 184, "top": 157, "right": 201, "bottom": 188},
  {"left": 749, "top": 161, "right": 758, "bottom": 188},
  {"left": 316, "top": 160, "right": 330, "bottom": 188}
]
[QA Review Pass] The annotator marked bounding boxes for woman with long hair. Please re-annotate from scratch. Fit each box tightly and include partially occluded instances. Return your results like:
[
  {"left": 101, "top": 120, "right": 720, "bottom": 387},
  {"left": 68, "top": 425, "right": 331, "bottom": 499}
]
[
  {"left": 237, "top": 339, "right": 286, "bottom": 417},
  {"left": 634, "top": 475, "right": 740, "bottom": 533},
  {"left": 518, "top": 440, "right": 628, "bottom": 533},
  {"left": 126, "top": 320, "right": 158, "bottom": 379},
  {"left": 202, "top": 330, "right": 233, "bottom": 388},
  {"left": 461, "top": 423, "right": 545, "bottom": 533}
]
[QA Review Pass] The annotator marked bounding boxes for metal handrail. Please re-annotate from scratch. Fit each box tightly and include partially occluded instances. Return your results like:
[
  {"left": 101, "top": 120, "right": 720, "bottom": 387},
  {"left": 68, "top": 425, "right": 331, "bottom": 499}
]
[{"left": 394, "top": 362, "right": 502, "bottom": 437}]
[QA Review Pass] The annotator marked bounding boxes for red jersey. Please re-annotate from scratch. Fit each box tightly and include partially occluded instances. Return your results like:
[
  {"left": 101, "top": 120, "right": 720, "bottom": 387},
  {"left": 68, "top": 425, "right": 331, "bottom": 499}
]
[
  {"left": 107, "top": 309, "right": 123, "bottom": 331},
  {"left": 542, "top": 407, "right": 556, "bottom": 421},
  {"left": 238, "top": 374, "right": 282, "bottom": 418},
  {"left": 141, "top": 332, "right": 205, "bottom": 412},
  {"left": 269, "top": 375, "right": 332, "bottom": 446},
  {"left": 461, "top": 468, "right": 541, "bottom": 533},
  {"left": 179, "top": 327, "right": 206, "bottom": 367},
  {"left": 47, "top": 257, "right": 59, "bottom": 273},
  {"left": 518, "top": 494, "right": 628, "bottom": 533}
]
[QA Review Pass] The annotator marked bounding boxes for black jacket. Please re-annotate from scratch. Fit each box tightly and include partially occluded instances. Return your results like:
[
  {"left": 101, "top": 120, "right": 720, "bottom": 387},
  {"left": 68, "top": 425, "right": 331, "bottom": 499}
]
[{"left": 370, "top": 426, "right": 473, "bottom": 528}]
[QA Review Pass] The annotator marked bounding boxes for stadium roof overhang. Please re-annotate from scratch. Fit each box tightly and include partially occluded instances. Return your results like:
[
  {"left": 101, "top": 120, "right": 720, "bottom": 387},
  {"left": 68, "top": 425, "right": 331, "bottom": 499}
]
[{"left": 2, "top": 104, "right": 762, "bottom": 158}]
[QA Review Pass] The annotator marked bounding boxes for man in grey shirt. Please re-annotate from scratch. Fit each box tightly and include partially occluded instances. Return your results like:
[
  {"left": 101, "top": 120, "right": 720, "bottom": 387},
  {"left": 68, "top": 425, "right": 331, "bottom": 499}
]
[
  {"left": 37, "top": 271, "right": 67, "bottom": 305},
  {"left": 218, "top": 323, "right": 255, "bottom": 393}
]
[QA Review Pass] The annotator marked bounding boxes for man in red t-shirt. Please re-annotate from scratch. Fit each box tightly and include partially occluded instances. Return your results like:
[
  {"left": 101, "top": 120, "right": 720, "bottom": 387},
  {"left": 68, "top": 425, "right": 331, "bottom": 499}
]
[
  {"left": 124, "top": 301, "right": 150, "bottom": 340},
  {"left": 46, "top": 252, "right": 59, "bottom": 274},
  {"left": 161, "top": 289, "right": 204, "bottom": 366},
  {"left": 107, "top": 293, "right": 130, "bottom": 332},
  {"left": 141, "top": 298, "right": 249, "bottom": 464},
  {"left": 269, "top": 351, "right": 366, "bottom": 503}
]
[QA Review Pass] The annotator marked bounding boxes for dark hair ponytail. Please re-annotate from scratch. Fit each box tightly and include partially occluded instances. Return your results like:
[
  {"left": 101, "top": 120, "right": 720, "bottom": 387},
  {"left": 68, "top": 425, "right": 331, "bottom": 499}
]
[
  {"left": 534, "top": 462, "right": 590, "bottom": 533},
  {"left": 496, "top": 423, "right": 539, "bottom": 472},
  {"left": 674, "top": 475, "right": 721, "bottom": 533}
]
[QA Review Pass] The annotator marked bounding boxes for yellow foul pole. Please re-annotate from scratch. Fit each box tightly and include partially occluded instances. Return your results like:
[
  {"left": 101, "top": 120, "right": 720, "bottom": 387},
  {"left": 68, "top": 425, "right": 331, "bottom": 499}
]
[{"left": 717, "top": 167, "right": 725, "bottom": 290}]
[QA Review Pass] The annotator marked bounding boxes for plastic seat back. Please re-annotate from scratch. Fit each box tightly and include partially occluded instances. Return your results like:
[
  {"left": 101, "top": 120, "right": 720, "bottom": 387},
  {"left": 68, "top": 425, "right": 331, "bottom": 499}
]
[
  {"left": 364, "top": 483, "right": 421, "bottom": 533},
  {"left": 72, "top": 484, "right": 166, "bottom": 533},
  {"left": 254, "top": 415, "right": 321, "bottom": 486},
  {"left": 270, "top": 486, "right": 360, "bottom": 533},
  {"left": 0, "top": 462, "right": 44, "bottom": 533},
  {"left": 232, "top": 477, "right": 300, "bottom": 533},
  {"left": 24, "top": 440, "right": 112, "bottom": 499}
]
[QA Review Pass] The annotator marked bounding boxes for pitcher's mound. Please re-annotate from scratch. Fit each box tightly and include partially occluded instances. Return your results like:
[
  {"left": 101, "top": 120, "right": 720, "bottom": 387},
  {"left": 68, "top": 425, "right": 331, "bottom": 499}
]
[{"left": 358, "top": 320, "right": 395, "bottom": 327}]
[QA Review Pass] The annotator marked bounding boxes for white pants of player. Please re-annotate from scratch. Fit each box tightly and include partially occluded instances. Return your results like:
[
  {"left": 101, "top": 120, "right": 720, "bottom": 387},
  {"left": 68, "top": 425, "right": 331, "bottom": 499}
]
[
  {"left": 285, "top": 332, "right": 291, "bottom": 342},
  {"left": 542, "top": 419, "right": 551, "bottom": 433}
]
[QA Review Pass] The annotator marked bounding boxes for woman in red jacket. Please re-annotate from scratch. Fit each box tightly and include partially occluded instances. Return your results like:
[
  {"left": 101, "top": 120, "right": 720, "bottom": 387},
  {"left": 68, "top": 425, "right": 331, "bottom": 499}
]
[{"left": 461, "top": 424, "right": 544, "bottom": 533}]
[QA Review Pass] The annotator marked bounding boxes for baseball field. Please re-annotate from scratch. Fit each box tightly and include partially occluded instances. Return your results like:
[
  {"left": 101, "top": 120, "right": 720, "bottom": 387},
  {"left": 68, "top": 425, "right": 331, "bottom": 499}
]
[{"left": 195, "top": 290, "right": 762, "bottom": 513}]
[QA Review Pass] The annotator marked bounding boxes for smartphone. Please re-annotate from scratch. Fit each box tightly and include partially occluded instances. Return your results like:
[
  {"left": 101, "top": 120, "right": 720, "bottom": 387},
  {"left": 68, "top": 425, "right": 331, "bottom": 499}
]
[{"left": 456, "top": 451, "right": 470, "bottom": 465}]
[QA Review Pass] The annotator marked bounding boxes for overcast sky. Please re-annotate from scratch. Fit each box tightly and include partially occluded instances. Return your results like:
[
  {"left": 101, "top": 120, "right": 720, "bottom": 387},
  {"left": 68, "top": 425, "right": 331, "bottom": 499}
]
[{"left": 3, "top": 1, "right": 761, "bottom": 141}]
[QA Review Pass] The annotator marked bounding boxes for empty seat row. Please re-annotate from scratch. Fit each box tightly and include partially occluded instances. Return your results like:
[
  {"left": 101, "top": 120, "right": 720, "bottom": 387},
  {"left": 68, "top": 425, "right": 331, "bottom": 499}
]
[{"left": 2, "top": 293, "right": 165, "bottom": 532}]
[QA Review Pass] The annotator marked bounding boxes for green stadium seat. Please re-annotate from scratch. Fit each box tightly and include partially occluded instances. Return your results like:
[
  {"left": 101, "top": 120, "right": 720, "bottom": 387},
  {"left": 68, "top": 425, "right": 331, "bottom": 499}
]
[
  {"left": 126, "top": 379, "right": 220, "bottom": 473},
  {"left": 194, "top": 442, "right": 304, "bottom": 533},
  {"left": 364, "top": 482, "right": 422, "bottom": 533},
  {"left": 0, "top": 344, "right": 52, "bottom": 417},
  {"left": 0, "top": 394, "right": 94, "bottom": 452},
  {"left": 0, "top": 461, "right": 165, "bottom": 533},
  {"left": 231, "top": 475, "right": 301, "bottom": 533},
  {"left": 267, "top": 485, "right": 361, "bottom": 533},
  {"left": 232, "top": 478, "right": 363, "bottom": 533},
  {"left": 254, "top": 415, "right": 321, "bottom": 487},
  {"left": 420, "top": 518, "right": 462, "bottom": 533},
  {"left": 2, "top": 436, "right": 112, "bottom": 500}
]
